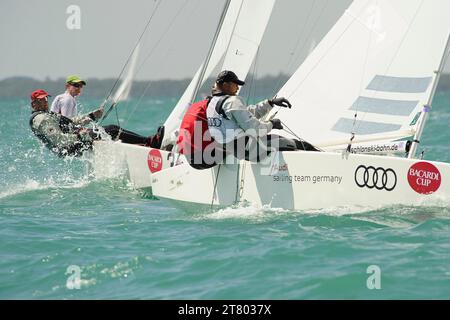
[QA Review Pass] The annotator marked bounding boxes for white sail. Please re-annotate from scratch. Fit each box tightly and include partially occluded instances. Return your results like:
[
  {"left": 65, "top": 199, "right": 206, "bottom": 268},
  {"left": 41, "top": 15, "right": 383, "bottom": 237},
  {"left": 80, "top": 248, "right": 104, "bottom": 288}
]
[
  {"left": 162, "top": 0, "right": 275, "bottom": 148},
  {"left": 112, "top": 44, "right": 140, "bottom": 104},
  {"left": 274, "top": 0, "right": 450, "bottom": 147},
  {"left": 220, "top": 0, "right": 275, "bottom": 81},
  {"left": 151, "top": 0, "right": 450, "bottom": 211}
]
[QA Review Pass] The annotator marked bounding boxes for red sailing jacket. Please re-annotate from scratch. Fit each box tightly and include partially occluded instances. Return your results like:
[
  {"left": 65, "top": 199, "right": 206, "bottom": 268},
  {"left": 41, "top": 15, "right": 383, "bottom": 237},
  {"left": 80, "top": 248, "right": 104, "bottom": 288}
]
[{"left": 177, "top": 98, "right": 215, "bottom": 155}]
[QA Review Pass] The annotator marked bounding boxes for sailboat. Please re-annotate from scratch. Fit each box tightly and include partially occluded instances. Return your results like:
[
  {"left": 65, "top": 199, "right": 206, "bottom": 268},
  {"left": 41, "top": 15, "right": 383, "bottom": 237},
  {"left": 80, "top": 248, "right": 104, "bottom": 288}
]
[
  {"left": 151, "top": 0, "right": 450, "bottom": 211},
  {"left": 91, "top": 0, "right": 276, "bottom": 192}
]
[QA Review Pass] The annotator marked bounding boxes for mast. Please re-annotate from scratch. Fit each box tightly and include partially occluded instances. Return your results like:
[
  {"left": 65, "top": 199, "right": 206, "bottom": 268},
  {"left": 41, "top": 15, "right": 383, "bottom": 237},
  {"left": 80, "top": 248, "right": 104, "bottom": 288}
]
[
  {"left": 189, "top": 0, "right": 232, "bottom": 104},
  {"left": 408, "top": 34, "right": 450, "bottom": 159}
]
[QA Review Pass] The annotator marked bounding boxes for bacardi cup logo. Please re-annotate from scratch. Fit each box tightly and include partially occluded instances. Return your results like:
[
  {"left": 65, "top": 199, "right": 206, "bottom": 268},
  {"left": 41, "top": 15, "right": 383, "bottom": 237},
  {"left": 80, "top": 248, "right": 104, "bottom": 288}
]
[
  {"left": 148, "top": 149, "right": 163, "bottom": 173},
  {"left": 407, "top": 162, "right": 441, "bottom": 195}
]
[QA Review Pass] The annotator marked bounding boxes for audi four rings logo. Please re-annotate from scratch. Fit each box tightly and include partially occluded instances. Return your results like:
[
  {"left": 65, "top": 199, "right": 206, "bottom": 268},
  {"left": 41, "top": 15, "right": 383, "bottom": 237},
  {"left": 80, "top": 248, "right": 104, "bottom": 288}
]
[
  {"left": 208, "top": 117, "right": 222, "bottom": 127},
  {"left": 354, "top": 165, "right": 397, "bottom": 191}
]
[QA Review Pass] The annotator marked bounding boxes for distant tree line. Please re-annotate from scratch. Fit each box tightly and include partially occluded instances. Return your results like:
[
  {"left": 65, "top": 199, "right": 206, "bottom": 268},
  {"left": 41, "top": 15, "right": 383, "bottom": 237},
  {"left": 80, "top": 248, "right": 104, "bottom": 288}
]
[
  {"left": 0, "top": 74, "right": 289, "bottom": 100},
  {"left": 2, "top": 73, "right": 450, "bottom": 99}
]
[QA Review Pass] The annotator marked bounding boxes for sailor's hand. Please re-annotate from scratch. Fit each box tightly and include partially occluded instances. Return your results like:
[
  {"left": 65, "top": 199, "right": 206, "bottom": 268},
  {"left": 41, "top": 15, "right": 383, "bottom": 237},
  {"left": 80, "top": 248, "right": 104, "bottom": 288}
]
[
  {"left": 89, "top": 108, "right": 104, "bottom": 121},
  {"left": 268, "top": 97, "right": 292, "bottom": 109},
  {"left": 270, "top": 118, "right": 283, "bottom": 130}
]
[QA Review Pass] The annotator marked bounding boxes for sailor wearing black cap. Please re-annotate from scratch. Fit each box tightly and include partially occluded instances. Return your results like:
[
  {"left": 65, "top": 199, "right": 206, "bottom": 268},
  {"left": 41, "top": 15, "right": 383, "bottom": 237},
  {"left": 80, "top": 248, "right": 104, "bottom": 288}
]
[{"left": 206, "top": 70, "right": 305, "bottom": 162}]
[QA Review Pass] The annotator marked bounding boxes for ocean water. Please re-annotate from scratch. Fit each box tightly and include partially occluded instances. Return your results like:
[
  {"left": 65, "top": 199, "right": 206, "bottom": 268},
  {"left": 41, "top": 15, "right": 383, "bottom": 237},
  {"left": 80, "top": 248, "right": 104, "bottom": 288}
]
[{"left": 1, "top": 93, "right": 450, "bottom": 300}]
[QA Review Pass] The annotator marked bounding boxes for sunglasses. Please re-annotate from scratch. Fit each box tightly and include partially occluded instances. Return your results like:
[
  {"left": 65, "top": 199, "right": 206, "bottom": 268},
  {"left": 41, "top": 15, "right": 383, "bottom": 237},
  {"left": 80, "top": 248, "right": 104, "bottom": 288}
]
[{"left": 69, "top": 82, "right": 83, "bottom": 88}]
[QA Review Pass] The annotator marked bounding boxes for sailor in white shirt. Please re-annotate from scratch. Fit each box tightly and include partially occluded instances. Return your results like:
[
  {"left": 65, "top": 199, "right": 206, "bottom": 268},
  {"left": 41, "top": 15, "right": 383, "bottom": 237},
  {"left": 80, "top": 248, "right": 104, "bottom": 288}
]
[
  {"left": 51, "top": 75, "right": 103, "bottom": 121},
  {"left": 206, "top": 71, "right": 319, "bottom": 163}
]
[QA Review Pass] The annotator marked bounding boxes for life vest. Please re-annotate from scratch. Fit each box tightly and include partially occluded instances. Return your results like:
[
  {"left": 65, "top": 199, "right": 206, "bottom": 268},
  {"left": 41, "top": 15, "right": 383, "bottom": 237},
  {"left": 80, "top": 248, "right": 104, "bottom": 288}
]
[
  {"left": 177, "top": 97, "right": 214, "bottom": 156},
  {"left": 30, "top": 111, "right": 78, "bottom": 134},
  {"left": 29, "top": 111, "right": 53, "bottom": 147},
  {"left": 206, "top": 95, "right": 243, "bottom": 144},
  {"left": 29, "top": 111, "right": 87, "bottom": 157}
]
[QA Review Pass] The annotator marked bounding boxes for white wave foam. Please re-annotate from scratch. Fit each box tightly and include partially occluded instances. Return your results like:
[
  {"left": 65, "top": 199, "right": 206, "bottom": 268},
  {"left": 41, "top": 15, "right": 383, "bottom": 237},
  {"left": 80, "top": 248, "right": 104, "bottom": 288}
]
[
  {"left": 301, "top": 204, "right": 383, "bottom": 216},
  {"left": 197, "top": 202, "right": 290, "bottom": 221},
  {"left": 0, "top": 176, "right": 90, "bottom": 199},
  {"left": 193, "top": 200, "right": 450, "bottom": 227},
  {"left": 0, "top": 179, "right": 44, "bottom": 199},
  {"left": 202, "top": 201, "right": 388, "bottom": 220},
  {"left": 88, "top": 141, "right": 128, "bottom": 181}
]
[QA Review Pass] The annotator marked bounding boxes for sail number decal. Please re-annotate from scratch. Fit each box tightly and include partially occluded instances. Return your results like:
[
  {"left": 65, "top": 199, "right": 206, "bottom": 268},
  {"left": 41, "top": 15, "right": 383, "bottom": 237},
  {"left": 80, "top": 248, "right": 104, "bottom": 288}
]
[
  {"left": 148, "top": 149, "right": 163, "bottom": 173},
  {"left": 407, "top": 162, "right": 441, "bottom": 195},
  {"left": 354, "top": 165, "right": 397, "bottom": 191}
]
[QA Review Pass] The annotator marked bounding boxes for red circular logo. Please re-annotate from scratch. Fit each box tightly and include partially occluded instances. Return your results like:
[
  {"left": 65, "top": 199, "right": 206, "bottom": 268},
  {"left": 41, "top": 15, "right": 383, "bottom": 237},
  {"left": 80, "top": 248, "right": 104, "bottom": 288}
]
[
  {"left": 147, "top": 149, "right": 163, "bottom": 173},
  {"left": 407, "top": 162, "right": 441, "bottom": 195}
]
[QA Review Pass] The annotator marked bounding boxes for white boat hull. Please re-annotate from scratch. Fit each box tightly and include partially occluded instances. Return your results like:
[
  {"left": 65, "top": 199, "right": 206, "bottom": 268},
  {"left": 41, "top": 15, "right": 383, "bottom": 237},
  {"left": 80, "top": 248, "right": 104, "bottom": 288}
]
[
  {"left": 92, "top": 141, "right": 174, "bottom": 193},
  {"left": 151, "top": 151, "right": 450, "bottom": 211}
]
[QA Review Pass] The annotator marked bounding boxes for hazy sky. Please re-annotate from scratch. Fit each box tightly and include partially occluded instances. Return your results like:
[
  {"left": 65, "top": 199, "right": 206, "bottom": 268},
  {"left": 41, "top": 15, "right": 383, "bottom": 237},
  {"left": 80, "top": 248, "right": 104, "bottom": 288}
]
[{"left": 1, "top": 0, "right": 356, "bottom": 81}]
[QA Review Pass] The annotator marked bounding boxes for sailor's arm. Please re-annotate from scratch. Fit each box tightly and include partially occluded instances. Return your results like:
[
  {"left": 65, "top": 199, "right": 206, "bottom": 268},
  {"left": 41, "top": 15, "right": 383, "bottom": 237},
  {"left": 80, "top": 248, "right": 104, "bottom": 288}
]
[
  {"left": 223, "top": 96, "right": 273, "bottom": 136},
  {"left": 246, "top": 99, "right": 272, "bottom": 119},
  {"left": 72, "top": 108, "right": 103, "bottom": 126},
  {"left": 71, "top": 114, "right": 94, "bottom": 126}
]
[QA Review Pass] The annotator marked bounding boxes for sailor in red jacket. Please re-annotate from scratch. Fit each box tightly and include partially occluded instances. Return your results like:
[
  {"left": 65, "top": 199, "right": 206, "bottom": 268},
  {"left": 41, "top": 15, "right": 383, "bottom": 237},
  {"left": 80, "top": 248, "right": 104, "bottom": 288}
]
[{"left": 177, "top": 71, "right": 318, "bottom": 169}]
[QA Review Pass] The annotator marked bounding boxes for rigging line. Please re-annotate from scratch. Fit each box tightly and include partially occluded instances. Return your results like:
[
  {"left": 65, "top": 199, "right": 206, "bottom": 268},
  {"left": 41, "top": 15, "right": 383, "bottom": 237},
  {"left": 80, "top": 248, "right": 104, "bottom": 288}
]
[
  {"left": 353, "top": 0, "right": 425, "bottom": 134},
  {"left": 285, "top": 0, "right": 332, "bottom": 91},
  {"left": 121, "top": 45, "right": 177, "bottom": 130},
  {"left": 443, "top": 40, "right": 450, "bottom": 72},
  {"left": 281, "top": 120, "right": 324, "bottom": 152},
  {"left": 115, "top": 73, "right": 138, "bottom": 127},
  {"left": 291, "top": 0, "right": 331, "bottom": 70},
  {"left": 123, "top": 0, "right": 220, "bottom": 132},
  {"left": 409, "top": 34, "right": 450, "bottom": 159},
  {"left": 269, "top": 1, "right": 331, "bottom": 121},
  {"left": 442, "top": 41, "right": 450, "bottom": 70},
  {"left": 211, "top": 0, "right": 243, "bottom": 101},
  {"left": 122, "top": 44, "right": 189, "bottom": 132},
  {"left": 211, "top": 164, "right": 222, "bottom": 209},
  {"left": 239, "top": 160, "right": 247, "bottom": 199},
  {"left": 252, "top": 47, "right": 260, "bottom": 101},
  {"left": 245, "top": 46, "right": 260, "bottom": 106},
  {"left": 269, "top": 1, "right": 330, "bottom": 121},
  {"left": 221, "top": 0, "right": 245, "bottom": 77},
  {"left": 273, "top": 0, "right": 317, "bottom": 92},
  {"left": 285, "top": 1, "right": 381, "bottom": 101},
  {"left": 234, "top": 159, "right": 247, "bottom": 204},
  {"left": 236, "top": 47, "right": 262, "bottom": 196},
  {"left": 235, "top": 161, "right": 240, "bottom": 203},
  {"left": 191, "top": 0, "right": 232, "bottom": 104},
  {"left": 100, "top": 0, "right": 162, "bottom": 120},
  {"left": 113, "top": 0, "right": 193, "bottom": 128},
  {"left": 285, "top": 24, "right": 354, "bottom": 101},
  {"left": 121, "top": 80, "right": 155, "bottom": 131},
  {"left": 280, "top": 121, "right": 306, "bottom": 150},
  {"left": 123, "top": 1, "right": 200, "bottom": 126},
  {"left": 234, "top": 157, "right": 248, "bottom": 205},
  {"left": 246, "top": 52, "right": 257, "bottom": 105},
  {"left": 114, "top": 106, "right": 122, "bottom": 141},
  {"left": 136, "top": 0, "right": 192, "bottom": 77},
  {"left": 121, "top": 95, "right": 132, "bottom": 121},
  {"left": 347, "top": 0, "right": 377, "bottom": 150}
]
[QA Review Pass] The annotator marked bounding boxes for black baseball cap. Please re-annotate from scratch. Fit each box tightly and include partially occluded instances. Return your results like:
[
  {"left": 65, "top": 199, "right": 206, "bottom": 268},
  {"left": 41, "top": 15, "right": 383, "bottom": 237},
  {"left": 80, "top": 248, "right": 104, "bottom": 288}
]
[{"left": 216, "top": 70, "right": 245, "bottom": 85}]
